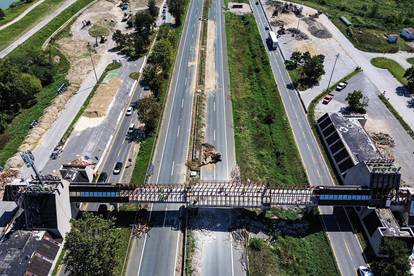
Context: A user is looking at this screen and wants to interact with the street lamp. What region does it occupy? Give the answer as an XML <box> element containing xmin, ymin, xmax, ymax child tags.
<box><xmin>326</xmin><ymin>53</ymin><xmax>340</xmax><ymax>92</ymax></box>
<box><xmin>87</xmin><ymin>43</ymin><xmax>98</xmax><ymax>82</ymax></box>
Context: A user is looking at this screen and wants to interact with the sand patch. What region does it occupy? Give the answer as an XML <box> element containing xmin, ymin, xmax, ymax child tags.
<box><xmin>205</xmin><ymin>20</ymin><xmax>216</xmax><ymax>93</ymax></box>
<box><xmin>84</xmin><ymin>76</ymin><xmax>121</xmax><ymax>118</ymax></box>
<box><xmin>74</xmin><ymin>116</ymin><xmax>105</xmax><ymax>132</ymax></box>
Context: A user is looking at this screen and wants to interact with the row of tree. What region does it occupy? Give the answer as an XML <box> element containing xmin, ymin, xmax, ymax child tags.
<box><xmin>0</xmin><ymin>50</ymin><xmax>56</xmax><ymax>132</ymax></box>
<box><xmin>404</xmin><ymin>66</ymin><xmax>414</xmax><ymax>94</ymax></box>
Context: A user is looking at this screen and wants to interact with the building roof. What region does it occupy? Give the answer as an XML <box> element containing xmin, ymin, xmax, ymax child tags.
<box><xmin>329</xmin><ymin>113</ymin><xmax>380</xmax><ymax>164</ymax></box>
<box><xmin>403</xmin><ymin>27</ymin><xmax>414</xmax><ymax>33</ymax></box>
<box><xmin>0</xmin><ymin>230</ymin><xmax>61</xmax><ymax>276</ymax></box>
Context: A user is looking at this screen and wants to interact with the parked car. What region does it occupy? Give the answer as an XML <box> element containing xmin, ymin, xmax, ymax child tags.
<box><xmin>113</xmin><ymin>162</ymin><xmax>123</xmax><ymax>175</ymax></box>
<box><xmin>322</xmin><ymin>94</ymin><xmax>333</xmax><ymax>104</ymax></box>
<box><xmin>126</xmin><ymin>106</ymin><xmax>133</xmax><ymax>116</ymax></box>
<box><xmin>336</xmin><ymin>81</ymin><xmax>348</xmax><ymax>91</ymax></box>
<box><xmin>128</xmin><ymin>123</ymin><xmax>135</xmax><ymax>134</ymax></box>
<box><xmin>357</xmin><ymin>266</ymin><xmax>373</xmax><ymax>276</ymax></box>
<box><xmin>97</xmin><ymin>172</ymin><xmax>108</xmax><ymax>183</ymax></box>
<box><xmin>265</xmin><ymin>26</ymin><xmax>269</xmax><ymax>31</ymax></box>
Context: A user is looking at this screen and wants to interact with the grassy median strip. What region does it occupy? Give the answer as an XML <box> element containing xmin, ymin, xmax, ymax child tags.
<box><xmin>408</xmin><ymin>57</ymin><xmax>414</xmax><ymax>66</ymax></box>
<box><xmin>0</xmin><ymin>0</ymin><xmax>42</xmax><ymax>27</ymax></box>
<box><xmin>0</xmin><ymin>0</ymin><xmax>93</xmax><ymax>166</ymax></box>
<box><xmin>379</xmin><ymin>94</ymin><xmax>414</xmax><ymax>139</ymax></box>
<box><xmin>225</xmin><ymin>12</ymin><xmax>306</xmax><ymax>186</ymax></box>
<box><xmin>130</xmin><ymin>2</ymin><xmax>190</xmax><ymax>184</ymax></box>
<box><xmin>371</xmin><ymin>57</ymin><xmax>407</xmax><ymax>85</ymax></box>
<box><xmin>247</xmin><ymin>208</ymin><xmax>339</xmax><ymax>276</ymax></box>
<box><xmin>114</xmin><ymin>227</ymin><xmax>132</xmax><ymax>276</ymax></box>
<box><xmin>0</xmin><ymin>0</ymin><xmax>67</xmax><ymax>51</ymax></box>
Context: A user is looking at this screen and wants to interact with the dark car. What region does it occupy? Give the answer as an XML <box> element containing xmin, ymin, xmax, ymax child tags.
<box><xmin>97</xmin><ymin>172</ymin><xmax>108</xmax><ymax>183</ymax></box>
<box><xmin>113</xmin><ymin>162</ymin><xmax>123</xmax><ymax>175</ymax></box>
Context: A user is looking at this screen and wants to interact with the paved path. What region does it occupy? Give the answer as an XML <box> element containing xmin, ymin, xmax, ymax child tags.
<box><xmin>0</xmin><ymin>0</ymin><xmax>47</xmax><ymax>31</ymax></box>
<box><xmin>252</xmin><ymin>1</ymin><xmax>367</xmax><ymax>275</ymax></box>
<box><xmin>0</xmin><ymin>0</ymin><xmax>77</xmax><ymax>58</ymax></box>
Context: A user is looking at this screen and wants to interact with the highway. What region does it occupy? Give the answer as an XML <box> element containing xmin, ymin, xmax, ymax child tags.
<box><xmin>250</xmin><ymin>1</ymin><xmax>367</xmax><ymax>275</ymax></box>
<box><xmin>0</xmin><ymin>0</ymin><xmax>78</xmax><ymax>58</ymax></box>
<box><xmin>197</xmin><ymin>0</ymin><xmax>242</xmax><ymax>274</ymax></box>
<box><xmin>125</xmin><ymin>0</ymin><xmax>204</xmax><ymax>275</ymax></box>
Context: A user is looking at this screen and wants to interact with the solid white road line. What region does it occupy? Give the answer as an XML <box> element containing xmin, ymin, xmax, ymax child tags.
<box><xmin>177</xmin><ymin>125</ymin><xmax>181</xmax><ymax>137</ymax></box>
<box><xmin>170</xmin><ymin>161</ymin><xmax>175</xmax><ymax>177</ymax></box>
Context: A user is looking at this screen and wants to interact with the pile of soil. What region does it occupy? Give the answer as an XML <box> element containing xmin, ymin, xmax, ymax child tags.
<box><xmin>302</xmin><ymin>17</ymin><xmax>332</xmax><ymax>39</ymax></box>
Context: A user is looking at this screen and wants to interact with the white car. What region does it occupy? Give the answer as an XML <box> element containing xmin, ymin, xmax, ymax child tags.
<box><xmin>126</xmin><ymin>107</ymin><xmax>133</xmax><ymax>116</ymax></box>
<box><xmin>336</xmin><ymin>81</ymin><xmax>348</xmax><ymax>91</ymax></box>
<box><xmin>128</xmin><ymin>123</ymin><xmax>135</xmax><ymax>134</ymax></box>
<box><xmin>357</xmin><ymin>266</ymin><xmax>373</xmax><ymax>276</ymax></box>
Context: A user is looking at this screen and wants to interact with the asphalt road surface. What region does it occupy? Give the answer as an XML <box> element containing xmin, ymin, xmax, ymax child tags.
<box><xmin>251</xmin><ymin>1</ymin><xmax>367</xmax><ymax>275</ymax></box>
<box><xmin>126</xmin><ymin>0</ymin><xmax>204</xmax><ymax>275</ymax></box>
<box><xmin>197</xmin><ymin>0</ymin><xmax>242</xmax><ymax>274</ymax></box>
<box><xmin>0</xmin><ymin>0</ymin><xmax>78</xmax><ymax>58</ymax></box>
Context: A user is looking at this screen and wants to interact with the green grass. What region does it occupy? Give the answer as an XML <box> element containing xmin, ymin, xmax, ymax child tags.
<box><xmin>408</xmin><ymin>57</ymin><xmax>414</xmax><ymax>66</ymax></box>
<box><xmin>129</xmin><ymin>71</ymin><xmax>140</xmax><ymax>80</ymax></box>
<box><xmin>113</xmin><ymin>227</ymin><xmax>131</xmax><ymax>276</ymax></box>
<box><xmin>0</xmin><ymin>0</ymin><xmax>94</xmax><ymax>167</ymax></box>
<box><xmin>0</xmin><ymin>0</ymin><xmax>67</xmax><ymax>51</ymax></box>
<box><xmin>225</xmin><ymin>12</ymin><xmax>306</xmax><ymax>186</ymax></box>
<box><xmin>185</xmin><ymin>230</ymin><xmax>196</xmax><ymax>276</ymax></box>
<box><xmin>371</xmin><ymin>57</ymin><xmax>407</xmax><ymax>85</ymax></box>
<box><xmin>289</xmin><ymin>0</ymin><xmax>414</xmax><ymax>53</ymax></box>
<box><xmin>248</xmin><ymin>209</ymin><xmax>339</xmax><ymax>276</ymax></box>
<box><xmin>0</xmin><ymin>0</ymin><xmax>42</xmax><ymax>27</ymax></box>
<box><xmin>51</xmin><ymin>248</ymin><xmax>66</xmax><ymax>276</ymax></box>
<box><xmin>130</xmin><ymin>1</ymin><xmax>190</xmax><ymax>185</ymax></box>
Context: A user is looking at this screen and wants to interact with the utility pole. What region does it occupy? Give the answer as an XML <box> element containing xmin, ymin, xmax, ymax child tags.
<box><xmin>326</xmin><ymin>53</ymin><xmax>340</xmax><ymax>92</ymax></box>
<box><xmin>20</xmin><ymin>151</ymin><xmax>42</xmax><ymax>185</ymax></box>
<box><xmin>87</xmin><ymin>43</ymin><xmax>98</xmax><ymax>82</ymax></box>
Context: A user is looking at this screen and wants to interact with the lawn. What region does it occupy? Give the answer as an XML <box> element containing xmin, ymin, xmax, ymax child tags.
<box><xmin>289</xmin><ymin>0</ymin><xmax>414</xmax><ymax>53</ymax></box>
<box><xmin>407</xmin><ymin>57</ymin><xmax>414</xmax><ymax>66</ymax></box>
<box><xmin>113</xmin><ymin>227</ymin><xmax>132</xmax><ymax>276</ymax></box>
<box><xmin>0</xmin><ymin>0</ymin><xmax>94</xmax><ymax>167</ymax></box>
<box><xmin>371</xmin><ymin>57</ymin><xmax>407</xmax><ymax>85</ymax></box>
<box><xmin>0</xmin><ymin>0</ymin><xmax>67</xmax><ymax>51</ymax></box>
<box><xmin>225</xmin><ymin>12</ymin><xmax>306</xmax><ymax>186</ymax></box>
<box><xmin>0</xmin><ymin>0</ymin><xmax>42</xmax><ymax>27</ymax></box>
<box><xmin>248</xmin><ymin>208</ymin><xmax>339</xmax><ymax>276</ymax></box>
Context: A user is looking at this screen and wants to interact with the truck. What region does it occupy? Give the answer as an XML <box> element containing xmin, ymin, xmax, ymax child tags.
<box><xmin>267</xmin><ymin>31</ymin><xmax>278</xmax><ymax>50</ymax></box>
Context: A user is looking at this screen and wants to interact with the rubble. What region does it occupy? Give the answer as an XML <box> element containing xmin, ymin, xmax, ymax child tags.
<box><xmin>132</xmin><ymin>222</ymin><xmax>149</xmax><ymax>238</ymax></box>
<box><xmin>302</xmin><ymin>17</ymin><xmax>331</xmax><ymax>39</ymax></box>
<box><xmin>371</xmin><ymin>132</ymin><xmax>395</xmax><ymax>147</ymax></box>
<box><xmin>201</xmin><ymin>143</ymin><xmax>221</xmax><ymax>165</ymax></box>
<box><xmin>286</xmin><ymin>27</ymin><xmax>309</xmax><ymax>40</ymax></box>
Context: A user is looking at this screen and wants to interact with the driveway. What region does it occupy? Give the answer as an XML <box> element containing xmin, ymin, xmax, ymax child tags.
<box><xmin>316</xmin><ymin>72</ymin><xmax>414</xmax><ymax>186</ymax></box>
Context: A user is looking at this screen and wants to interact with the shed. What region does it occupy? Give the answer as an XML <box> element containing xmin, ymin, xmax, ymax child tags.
<box><xmin>339</xmin><ymin>16</ymin><xmax>352</xmax><ymax>27</ymax></box>
<box><xmin>401</xmin><ymin>27</ymin><xmax>414</xmax><ymax>41</ymax></box>
<box><xmin>387</xmin><ymin>34</ymin><xmax>398</xmax><ymax>44</ymax></box>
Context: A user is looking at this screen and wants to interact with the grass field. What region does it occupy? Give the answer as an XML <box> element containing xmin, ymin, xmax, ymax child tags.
<box><xmin>290</xmin><ymin>0</ymin><xmax>414</xmax><ymax>53</ymax></box>
<box><xmin>225</xmin><ymin>12</ymin><xmax>306</xmax><ymax>186</ymax></box>
<box><xmin>0</xmin><ymin>0</ymin><xmax>94</xmax><ymax>167</ymax></box>
<box><xmin>408</xmin><ymin>57</ymin><xmax>414</xmax><ymax>66</ymax></box>
<box><xmin>0</xmin><ymin>0</ymin><xmax>66</xmax><ymax>51</ymax></box>
<box><xmin>113</xmin><ymin>227</ymin><xmax>131</xmax><ymax>276</ymax></box>
<box><xmin>0</xmin><ymin>0</ymin><xmax>42</xmax><ymax>27</ymax></box>
<box><xmin>371</xmin><ymin>57</ymin><xmax>407</xmax><ymax>85</ymax></box>
<box><xmin>248</xmin><ymin>208</ymin><xmax>339</xmax><ymax>276</ymax></box>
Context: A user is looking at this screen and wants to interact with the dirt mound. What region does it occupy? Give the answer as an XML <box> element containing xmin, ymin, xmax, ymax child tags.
<box><xmin>302</xmin><ymin>17</ymin><xmax>331</xmax><ymax>39</ymax></box>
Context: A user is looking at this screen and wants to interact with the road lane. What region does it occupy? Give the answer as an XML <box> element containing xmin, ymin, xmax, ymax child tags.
<box><xmin>250</xmin><ymin>1</ymin><xmax>367</xmax><ymax>275</ymax></box>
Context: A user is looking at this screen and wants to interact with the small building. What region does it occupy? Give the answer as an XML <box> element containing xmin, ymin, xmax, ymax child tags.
<box><xmin>339</xmin><ymin>16</ymin><xmax>352</xmax><ymax>27</ymax></box>
<box><xmin>401</xmin><ymin>27</ymin><xmax>414</xmax><ymax>41</ymax></box>
<box><xmin>387</xmin><ymin>34</ymin><xmax>398</xmax><ymax>44</ymax></box>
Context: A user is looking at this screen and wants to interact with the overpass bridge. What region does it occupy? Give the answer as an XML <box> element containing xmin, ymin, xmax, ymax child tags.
<box><xmin>7</xmin><ymin>176</ymin><xmax>408</xmax><ymax>209</ymax></box>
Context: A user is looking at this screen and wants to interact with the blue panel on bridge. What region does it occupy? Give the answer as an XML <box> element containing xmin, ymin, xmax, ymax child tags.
<box><xmin>320</xmin><ymin>194</ymin><xmax>370</xmax><ymax>201</ymax></box>
<box><xmin>80</xmin><ymin>192</ymin><xmax>119</xmax><ymax>197</ymax></box>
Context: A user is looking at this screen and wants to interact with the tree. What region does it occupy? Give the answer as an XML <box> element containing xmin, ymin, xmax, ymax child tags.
<box><xmin>0</xmin><ymin>8</ymin><xmax>5</xmax><ymax>20</ymax></box>
<box><xmin>134</xmin><ymin>10</ymin><xmax>155</xmax><ymax>42</ymax></box>
<box><xmin>147</xmin><ymin>0</ymin><xmax>159</xmax><ymax>18</ymax></box>
<box><xmin>372</xmin><ymin>239</ymin><xmax>410</xmax><ymax>276</ymax></box>
<box><xmin>302</xmin><ymin>54</ymin><xmax>325</xmax><ymax>85</ymax></box>
<box><xmin>142</xmin><ymin>64</ymin><xmax>161</xmax><ymax>97</ymax></box>
<box><xmin>404</xmin><ymin>66</ymin><xmax>414</xmax><ymax>94</ymax></box>
<box><xmin>345</xmin><ymin>90</ymin><xmax>369</xmax><ymax>113</ymax></box>
<box><xmin>290</xmin><ymin>51</ymin><xmax>302</xmax><ymax>64</ymax></box>
<box><xmin>63</xmin><ymin>213</ymin><xmax>120</xmax><ymax>275</ymax></box>
<box><xmin>168</xmin><ymin>0</ymin><xmax>184</xmax><ymax>25</ymax></box>
<box><xmin>112</xmin><ymin>30</ymin><xmax>127</xmax><ymax>47</ymax></box>
<box><xmin>148</xmin><ymin>39</ymin><xmax>172</xmax><ymax>75</ymax></box>
<box><xmin>137</xmin><ymin>94</ymin><xmax>161</xmax><ymax>133</ymax></box>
